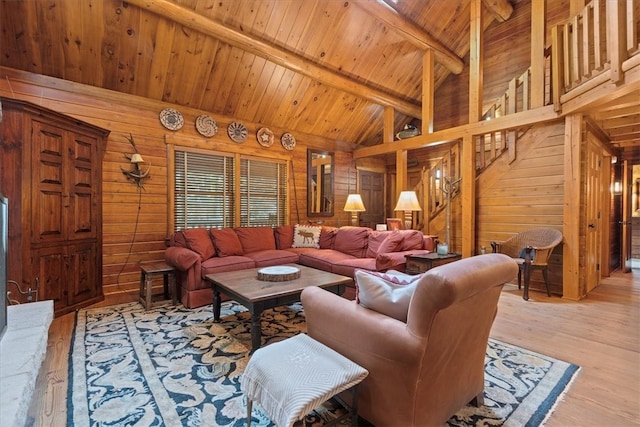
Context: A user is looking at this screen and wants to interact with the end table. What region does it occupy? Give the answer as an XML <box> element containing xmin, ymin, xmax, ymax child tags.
<box><xmin>404</xmin><ymin>252</ymin><xmax>462</xmax><ymax>275</ymax></box>
<box><xmin>139</xmin><ymin>261</ymin><xmax>178</xmax><ymax>310</ymax></box>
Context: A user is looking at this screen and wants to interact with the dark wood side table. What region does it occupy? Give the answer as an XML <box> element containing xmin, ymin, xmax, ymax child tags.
<box><xmin>139</xmin><ymin>261</ymin><xmax>178</xmax><ymax>310</ymax></box>
<box><xmin>404</xmin><ymin>253</ymin><xmax>462</xmax><ymax>275</ymax></box>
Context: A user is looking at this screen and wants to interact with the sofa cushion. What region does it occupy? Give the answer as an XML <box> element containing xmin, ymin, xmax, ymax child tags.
<box><xmin>292</xmin><ymin>224</ymin><xmax>321</xmax><ymax>248</ymax></box>
<box><xmin>201</xmin><ymin>255</ymin><xmax>255</xmax><ymax>274</ymax></box>
<box><xmin>274</xmin><ymin>225</ymin><xmax>295</xmax><ymax>249</ymax></box>
<box><xmin>319</xmin><ymin>226</ymin><xmax>338</xmax><ymax>249</ymax></box>
<box><xmin>332</xmin><ymin>257</ymin><xmax>377</xmax><ymax>278</ymax></box>
<box><xmin>245</xmin><ymin>249</ymin><xmax>299</xmax><ymax>267</ymax></box>
<box><xmin>333</xmin><ymin>227</ymin><xmax>370</xmax><ymax>258</ymax></box>
<box><xmin>182</xmin><ymin>228</ymin><xmax>216</xmax><ymax>260</ymax></box>
<box><xmin>399</xmin><ymin>230</ymin><xmax>424</xmax><ymax>251</ymax></box>
<box><xmin>367</xmin><ymin>230</ymin><xmax>404</xmax><ymax>257</ymax></box>
<box><xmin>298</xmin><ymin>249</ymin><xmax>355</xmax><ymax>272</ymax></box>
<box><xmin>355</xmin><ymin>269</ymin><xmax>422</xmax><ymax>322</ymax></box>
<box><xmin>235</xmin><ymin>227</ymin><xmax>277</xmax><ymax>253</ymax></box>
<box><xmin>210</xmin><ymin>228</ymin><xmax>244</xmax><ymax>257</ymax></box>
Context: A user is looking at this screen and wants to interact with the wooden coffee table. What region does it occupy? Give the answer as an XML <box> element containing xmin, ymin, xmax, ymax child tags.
<box><xmin>205</xmin><ymin>264</ymin><xmax>352</xmax><ymax>352</ymax></box>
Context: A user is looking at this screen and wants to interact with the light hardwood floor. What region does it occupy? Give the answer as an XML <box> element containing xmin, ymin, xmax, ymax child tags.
<box><xmin>27</xmin><ymin>269</ymin><xmax>639</xmax><ymax>426</ymax></box>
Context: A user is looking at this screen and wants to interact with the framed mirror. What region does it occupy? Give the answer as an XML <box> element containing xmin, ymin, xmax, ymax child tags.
<box><xmin>307</xmin><ymin>149</ymin><xmax>334</xmax><ymax>217</ymax></box>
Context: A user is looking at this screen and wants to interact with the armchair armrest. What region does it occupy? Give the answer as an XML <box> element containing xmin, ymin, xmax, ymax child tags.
<box><xmin>301</xmin><ymin>286</ymin><xmax>423</xmax><ymax>365</ymax></box>
<box><xmin>165</xmin><ymin>246</ymin><xmax>201</xmax><ymax>271</ymax></box>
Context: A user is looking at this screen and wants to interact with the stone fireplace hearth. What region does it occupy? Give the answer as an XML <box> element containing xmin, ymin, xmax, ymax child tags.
<box><xmin>0</xmin><ymin>300</ymin><xmax>53</xmax><ymax>427</ymax></box>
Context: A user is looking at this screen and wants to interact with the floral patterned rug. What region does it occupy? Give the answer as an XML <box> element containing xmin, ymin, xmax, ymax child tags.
<box><xmin>68</xmin><ymin>301</ymin><xmax>579</xmax><ymax>426</ymax></box>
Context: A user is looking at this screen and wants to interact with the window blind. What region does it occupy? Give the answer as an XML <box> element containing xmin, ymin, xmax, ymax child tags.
<box><xmin>174</xmin><ymin>151</ymin><xmax>235</xmax><ymax>230</ymax></box>
<box><xmin>174</xmin><ymin>150</ymin><xmax>287</xmax><ymax>231</ymax></box>
<box><xmin>240</xmin><ymin>158</ymin><xmax>287</xmax><ymax>227</ymax></box>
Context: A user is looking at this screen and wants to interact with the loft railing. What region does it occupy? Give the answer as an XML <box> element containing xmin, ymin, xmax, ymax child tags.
<box><xmin>475</xmin><ymin>0</ymin><xmax>639</xmax><ymax>171</ymax></box>
<box><xmin>475</xmin><ymin>65</ymin><xmax>542</xmax><ymax>171</ymax></box>
<box><xmin>552</xmin><ymin>0</ymin><xmax>640</xmax><ymax>109</ymax></box>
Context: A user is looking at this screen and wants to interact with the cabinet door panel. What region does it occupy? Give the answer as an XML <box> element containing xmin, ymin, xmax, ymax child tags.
<box><xmin>69</xmin><ymin>135</ymin><xmax>99</xmax><ymax>240</ymax></box>
<box><xmin>67</xmin><ymin>243</ymin><xmax>98</xmax><ymax>305</ymax></box>
<box><xmin>31</xmin><ymin>121</ymin><xmax>66</xmax><ymax>243</ymax></box>
<box><xmin>32</xmin><ymin>246</ymin><xmax>67</xmax><ymax>311</ymax></box>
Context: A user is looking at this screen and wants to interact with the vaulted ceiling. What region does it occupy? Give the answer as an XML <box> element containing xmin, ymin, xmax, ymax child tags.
<box><xmin>0</xmin><ymin>0</ymin><xmax>510</xmax><ymax>148</ymax></box>
<box><xmin>0</xmin><ymin>0</ymin><xmax>638</xmax><ymax>160</ymax></box>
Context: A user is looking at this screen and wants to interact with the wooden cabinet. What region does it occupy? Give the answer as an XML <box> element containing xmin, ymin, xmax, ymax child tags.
<box><xmin>0</xmin><ymin>98</ymin><xmax>109</xmax><ymax>316</ymax></box>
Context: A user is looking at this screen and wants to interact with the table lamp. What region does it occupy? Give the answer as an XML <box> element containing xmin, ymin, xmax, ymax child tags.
<box><xmin>394</xmin><ymin>191</ymin><xmax>421</xmax><ymax>230</ymax></box>
<box><xmin>343</xmin><ymin>194</ymin><xmax>366</xmax><ymax>226</ymax></box>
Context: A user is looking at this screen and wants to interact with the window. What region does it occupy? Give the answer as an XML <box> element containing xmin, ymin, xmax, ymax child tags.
<box><xmin>174</xmin><ymin>150</ymin><xmax>287</xmax><ymax>231</ymax></box>
<box><xmin>240</xmin><ymin>158</ymin><xmax>288</xmax><ymax>226</ymax></box>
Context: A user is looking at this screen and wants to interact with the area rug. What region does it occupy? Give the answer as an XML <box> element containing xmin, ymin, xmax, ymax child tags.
<box><xmin>68</xmin><ymin>302</ymin><xmax>579</xmax><ymax>426</ymax></box>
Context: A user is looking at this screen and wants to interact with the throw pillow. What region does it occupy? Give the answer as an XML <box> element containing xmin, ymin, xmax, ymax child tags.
<box><xmin>182</xmin><ymin>228</ymin><xmax>216</xmax><ymax>260</ymax></box>
<box><xmin>234</xmin><ymin>227</ymin><xmax>276</xmax><ymax>253</ymax></box>
<box><xmin>355</xmin><ymin>269</ymin><xmax>423</xmax><ymax>322</ymax></box>
<box><xmin>377</xmin><ymin>232</ymin><xmax>405</xmax><ymax>254</ymax></box>
<box><xmin>399</xmin><ymin>230</ymin><xmax>424</xmax><ymax>251</ymax></box>
<box><xmin>292</xmin><ymin>224</ymin><xmax>321</xmax><ymax>248</ymax></box>
<box><xmin>210</xmin><ymin>228</ymin><xmax>244</xmax><ymax>257</ymax></box>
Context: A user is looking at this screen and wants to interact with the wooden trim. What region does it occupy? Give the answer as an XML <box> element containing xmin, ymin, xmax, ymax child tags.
<box><xmin>530</xmin><ymin>0</ymin><xmax>546</xmax><ymax>108</ymax></box>
<box><xmin>469</xmin><ymin>0</ymin><xmax>484</xmax><ymax>123</ymax></box>
<box><xmin>383</xmin><ymin>106</ymin><xmax>395</xmax><ymax>144</ymax></box>
<box><xmin>353</xmin><ymin>105</ymin><xmax>560</xmax><ymax>158</ymax></box>
<box><xmin>607</xmin><ymin>0</ymin><xmax>625</xmax><ymax>83</ymax></box>
<box><xmin>563</xmin><ymin>114</ymin><xmax>582</xmax><ymax>300</ymax></box>
<box><xmin>461</xmin><ymin>134</ymin><xmax>476</xmax><ymax>257</ymax></box>
<box><xmin>422</xmin><ymin>49</ymin><xmax>435</xmax><ymax>134</ymax></box>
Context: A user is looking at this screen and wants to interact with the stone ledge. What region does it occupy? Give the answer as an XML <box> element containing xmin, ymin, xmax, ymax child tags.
<box><xmin>0</xmin><ymin>301</ymin><xmax>53</xmax><ymax>427</ymax></box>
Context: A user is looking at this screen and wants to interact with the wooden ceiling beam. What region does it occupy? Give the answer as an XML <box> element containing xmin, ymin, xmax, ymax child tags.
<box><xmin>482</xmin><ymin>0</ymin><xmax>514</xmax><ymax>22</ymax></box>
<box><xmin>353</xmin><ymin>0</ymin><xmax>464</xmax><ymax>75</ymax></box>
<box><xmin>126</xmin><ymin>0</ymin><xmax>421</xmax><ymax>118</ymax></box>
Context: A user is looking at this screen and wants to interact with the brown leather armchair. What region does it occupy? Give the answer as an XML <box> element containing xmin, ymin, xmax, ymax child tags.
<box><xmin>491</xmin><ymin>228</ymin><xmax>563</xmax><ymax>300</ymax></box>
<box><xmin>301</xmin><ymin>253</ymin><xmax>518</xmax><ymax>427</ymax></box>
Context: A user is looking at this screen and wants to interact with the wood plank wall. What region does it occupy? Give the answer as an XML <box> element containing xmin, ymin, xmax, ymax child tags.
<box><xmin>0</xmin><ymin>67</ymin><xmax>356</xmax><ymax>305</ymax></box>
<box><xmin>434</xmin><ymin>0</ymin><xmax>571</xmax><ymax>130</ymax></box>
<box><xmin>475</xmin><ymin>121</ymin><xmax>566</xmax><ymax>294</ymax></box>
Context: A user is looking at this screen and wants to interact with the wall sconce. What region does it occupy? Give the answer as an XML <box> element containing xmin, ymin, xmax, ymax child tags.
<box><xmin>121</xmin><ymin>133</ymin><xmax>150</xmax><ymax>188</ymax></box>
<box><xmin>612</xmin><ymin>181</ymin><xmax>622</xmax><ymax>195</ymax></box>
<box><xmin>344</xmin><ymin>194</ymin><xmax>366</xmax><ymax>226</ymax></box>
<box><xmin>394</xmin><ymin>191</ymin><xmax>421</xmax><ymax>230</ymax></box>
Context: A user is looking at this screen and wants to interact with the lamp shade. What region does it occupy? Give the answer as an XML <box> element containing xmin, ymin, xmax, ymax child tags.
<box><xmin>394</xmin><ymin>191</ymin><xmax>421</xmax><ymax>211</ymax></box>
<box><xmin>130</xmin><ymin>153</ymin><xmax>144</xmax><ymax>164</ymax></box>
<box><xmin>343</xmin><ymin>194</ymin><xmax>366</xmax><ymax>212</ymax></box>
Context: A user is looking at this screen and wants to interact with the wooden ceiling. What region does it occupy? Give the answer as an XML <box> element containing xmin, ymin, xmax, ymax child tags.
<box><xmin>0</xmin><ymin>0</ymin><xmax>637</xmax><ymax>159</ymax></box>
<box><xmin>0</xmin><ymin>0</ymin><xmax>509</xmax><ymax>148</ymax></box>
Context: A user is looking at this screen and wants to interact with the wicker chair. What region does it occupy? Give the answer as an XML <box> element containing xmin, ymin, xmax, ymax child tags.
<box><xmin>491</xmin><ymin>228</ymin><xmax>563</xmax><ymax>300</ymax></box>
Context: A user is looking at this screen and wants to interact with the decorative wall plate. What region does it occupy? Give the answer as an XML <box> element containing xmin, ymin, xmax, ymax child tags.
<box><xmin>159</xmin><ymin>108</ymin><xmax>184</xmax><ymax>131</ymax></box>
<box><xmin>281</xmin><ymin>132</ymin><xmax>296</xmax><ymax>150</ymax></box>
<box><xmin>195</xmin><ymin>115</ymin><xmax>218</xmax><ymax>137</ymax></box>
<box><xmin>256</xmin><ymin>127</ymin><xmax>274</xmax><ymax>147</ymax></box>
<box><xmin>227</xmin><ymin>121</ymin><xmax>248</xmax><ymax>143</ymax></box>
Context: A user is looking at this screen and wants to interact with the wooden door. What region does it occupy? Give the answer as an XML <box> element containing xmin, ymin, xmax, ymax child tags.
<box><xmin>359</xmin><ymin>170</ymin><xmax>384</xmax><ymax>229</ymax></box>
<box><xmin>585</xmin><ymin>137</ymin><xmax>603</xmax><ymax>292</ymax></box>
